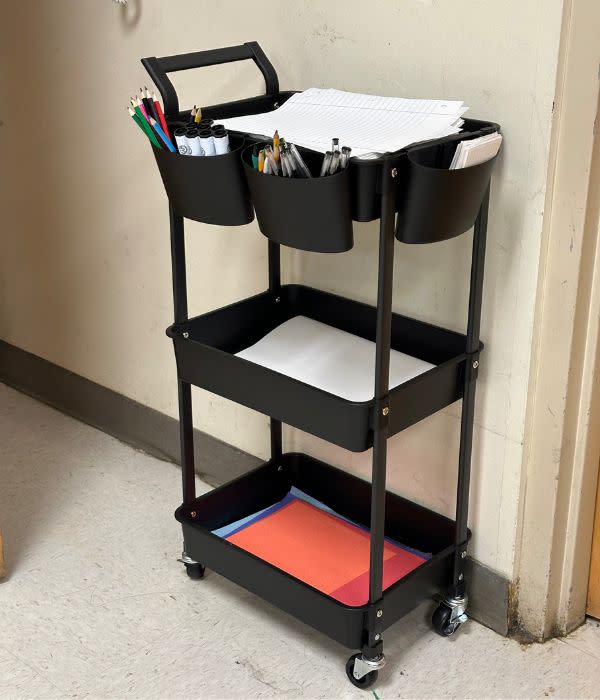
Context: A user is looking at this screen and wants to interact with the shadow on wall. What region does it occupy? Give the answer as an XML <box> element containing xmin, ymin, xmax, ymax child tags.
<box><xmin>118</xmin><ymin>0</ymin><xmax>142</xmax><ymax>32</ymax></box>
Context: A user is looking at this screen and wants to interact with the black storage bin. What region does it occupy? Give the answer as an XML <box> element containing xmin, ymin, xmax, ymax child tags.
<box><xmin>167</xmin><ymin>284</ymin><xmax>474</xmax><ymax>452</ymax></box>
<box><xmin>242</xmin><ymin>145</ymin><xmax>353</xmax><ymax>253</ymax></box>
<box><xmin>152</xmin><ymin>134</ymin><xmax>254</xmax><ymax>226</ymax></box>
<box><xmin>396</xmin><ymin>138</ymin><xmax>498</xmax><ymax>244</ymax></box>
<box><xmin>176</xmin><ymin>452</ymin><xmax>461</xmax><ymax>649</ymax></box>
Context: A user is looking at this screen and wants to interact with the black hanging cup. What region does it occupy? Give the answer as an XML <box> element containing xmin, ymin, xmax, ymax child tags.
<box><xmin>242</xmin><ymin>144</ymin><xmax>353</xmax><ymax>253</ymax></box>
<box><xmin>396</xmin><ymin>139</ymin><xmax>499</xmax><ymax>244</ymax></box>
<box><xmin>152</xmin><ymin>134</ymin><xmax>254</xmax><ymax>226</ymax></box>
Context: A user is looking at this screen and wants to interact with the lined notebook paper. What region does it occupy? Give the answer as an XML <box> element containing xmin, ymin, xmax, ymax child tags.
<box><xmin>220</xmin><ymin>88</ymin><xmax>468</xmax><ymax>157</ymax></box>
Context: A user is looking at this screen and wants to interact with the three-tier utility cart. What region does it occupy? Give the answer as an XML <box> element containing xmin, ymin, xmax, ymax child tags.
<box><xmin>142</xmin><ymin>42</ymin><xmax>499</xmax><ymax>690</ymax></box>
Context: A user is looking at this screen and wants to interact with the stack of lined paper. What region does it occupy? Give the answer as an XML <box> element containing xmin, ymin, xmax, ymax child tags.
<box><xmin>220</xmin><ymin>88</ymin><xmax>469</xmax><ymax>158</ymax></box>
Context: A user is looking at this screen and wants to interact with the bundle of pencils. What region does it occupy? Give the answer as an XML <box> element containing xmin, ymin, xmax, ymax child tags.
<box><xmin>127</xmin><ymin>87</ymin><xmax>176</xmax><ymax>152</ymax></box>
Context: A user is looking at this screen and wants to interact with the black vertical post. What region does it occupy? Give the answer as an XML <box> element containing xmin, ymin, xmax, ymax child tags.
<box><xmin>268</xmin><ymin>239</ymin><xmax>283</xmax><ymax>462</ymax></box>
<box><xmin>451</xmin><ymin>185</ymin><xmax>490</xmax><ymax>596</ymax></box>
<box><xmin>364</xmin><ymin>164</ymin><xmax>397</xmax><ymax>658</ymax></box>
<box><xmin>169</xmin><ymin>206</ymin><xmax>196</xmax><ymax>505</ymax></box>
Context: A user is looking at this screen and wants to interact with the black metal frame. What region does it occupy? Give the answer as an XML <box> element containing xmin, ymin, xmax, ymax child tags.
<box><xmin>146</xmin><ymin>42</ymin><xmax>490</xmax><ymax>667</ymax></box>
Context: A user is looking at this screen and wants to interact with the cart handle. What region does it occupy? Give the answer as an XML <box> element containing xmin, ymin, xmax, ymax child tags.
<box><xmin>141</xmin><ymin>42</ymin><xmax>279</xmax><ymax>117</ymax></box>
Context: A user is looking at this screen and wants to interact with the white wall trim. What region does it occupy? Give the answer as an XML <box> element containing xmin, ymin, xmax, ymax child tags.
<box><xmin>514</xmin><ymin>0</ymin><xmax>600</xmax><ymax>640</ymax></box>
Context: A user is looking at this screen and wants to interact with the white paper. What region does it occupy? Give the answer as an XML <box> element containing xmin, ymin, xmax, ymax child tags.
<box><xmin>450</xmin><ymin>133</ymin><xmax>502</xmax><ymax>169</ymax></box>
<box><xmin>236</xmin><ymin>316</ymin><xmax>435</xmax><ymax>402</ymax></box>
<box><xmin>220</xmin><ymin>87</ymin><xmax>469</xmax><ymax>157</ymax></box>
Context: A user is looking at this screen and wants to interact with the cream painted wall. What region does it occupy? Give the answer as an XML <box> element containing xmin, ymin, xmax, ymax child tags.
<box><xmin>0</xmin><ymin>1</ymin><xmax>564</xmax><ymax>578</ymax></box>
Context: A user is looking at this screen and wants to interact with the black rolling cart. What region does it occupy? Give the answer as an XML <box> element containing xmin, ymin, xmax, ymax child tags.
<box><xmin>142</xmin><ymin>42</ymin><xmax>499</xmax><ymax>690</ymax></box>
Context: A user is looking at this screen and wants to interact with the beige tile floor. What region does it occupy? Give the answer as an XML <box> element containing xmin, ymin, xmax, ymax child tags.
<box><xmin>1</xmin><ymin>381</ymin><xmax>600</xmax><ymax>699</ymax></box>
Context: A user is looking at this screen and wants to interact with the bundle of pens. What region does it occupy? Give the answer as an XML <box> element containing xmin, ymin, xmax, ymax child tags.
<box><xmin>127</xmin><ymin>91</ymin><xmax>231</xmax><ymax>157</ymax></box>
<box><xmin>251</xmin><ymin>131</ymin><xmax>311</xmax><ymax>178</ymax></box>
<box><xmin>320</xmin><ymin>138</ymin><xmax>352</xmax><ymax>177</ymax></box>
<box><xmin>251</xmin><ymin>133</ymin><xmax>351</xmax><ymax>178</ymax></box>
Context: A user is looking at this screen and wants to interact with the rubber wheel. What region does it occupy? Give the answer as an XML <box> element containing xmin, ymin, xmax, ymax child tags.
<box><xmin>184</xmin><ymin>562</ymin><xmax>205</xmax><ymax>580</ymax></box>
<box><xmin>432</xmin><ymin>604</ymin><xmax>458</xmax><ymax>637</ymax></box>
<box><xmin>345</xmin><ymin>654</ymin><xmax>378</xmax><ymax>690</ymax></box>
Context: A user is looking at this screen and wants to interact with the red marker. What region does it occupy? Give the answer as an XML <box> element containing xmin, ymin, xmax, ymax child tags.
<box><xmin>153</xmin><ymin>90</ymin><xmax>171</xmax><ymax>141</ymax></box>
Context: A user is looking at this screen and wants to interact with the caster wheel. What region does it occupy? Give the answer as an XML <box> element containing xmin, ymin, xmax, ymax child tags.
<box><xmin>184</xmin><ymin>562</ymin><xmax>205</xmax><ymax>580</ymax></box>
<box><xmin>345</xmin><ymin>654</ymin><xmax>378</xmax><ymax>690</ymax></box>
<box><xmin>432</xmin><ymin>603</ymin><xmax>459</xmax><ymax>637</ymax></box>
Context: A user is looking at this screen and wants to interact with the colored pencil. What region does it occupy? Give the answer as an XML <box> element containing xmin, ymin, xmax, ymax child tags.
<box><xmin>150</xmin><ymin>117</ymin><xmax>176</xmax><ymax>152</ymax></box>
<box><xmin>141</xmin><ymin>87</ymin><xmax>158</xmax><ymax>124</ymax></box>
<box><xmin>152</xmin><ymin>90</ymin><xmax>171</xmax><ymax>141</ymax></box>
<box><xmin>144</xmin><ymin>86</ymin><xmax>160</xmax><ymax>122</ymax></box>
<box><xmin>128</xmin><ymin>107</ymin><xmax>162</xmax><ymax>148</ymax></box>
<box><xmin>134</xmin><ymin>96</ymin><xmax>149</xmax><ymax>121</ymax></box>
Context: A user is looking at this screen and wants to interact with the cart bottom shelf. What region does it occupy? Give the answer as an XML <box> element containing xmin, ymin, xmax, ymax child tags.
<box><xmin>212</xmin><ymin>485</ymin><xmax>430</xmax><ymax>606</ymax></box>
<box><xmin>176</xmin><ymin>452</ymin><xmax>461</xmax><ymax>649</ymax></box>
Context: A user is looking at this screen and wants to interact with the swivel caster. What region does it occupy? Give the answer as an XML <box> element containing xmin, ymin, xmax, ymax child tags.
<box><xmin>184</xmin><ymin>562</ymin><xmax>205</xmax><ymax>580</ymax></box>
<box><xmin>432</xmin><ymin>595</ymin><xmax>468</xmax><ymax>637</ymax></box>
<box><xmin>178</xmin><ymin>552</ymin><xmax>205</xmax><ymax>580</ymax></box>
<box><xmin>345</xmin><ymin>653</ymin><xmax>385</xmax><ymax>690</ymax></box>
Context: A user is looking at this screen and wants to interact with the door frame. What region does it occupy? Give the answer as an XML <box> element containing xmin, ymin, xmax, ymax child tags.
<box><xmin>513</xmin><ymin>0</ymin><xmax>600</xmax><ymax>640</ymax></box>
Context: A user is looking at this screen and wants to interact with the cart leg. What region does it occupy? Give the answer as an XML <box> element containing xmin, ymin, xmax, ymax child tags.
<box><xmin>346</xmin><ymin>164</ymin><xmax>397</xmax><ymax>689</ymax></box>
<box><xmin>434</xmin><ymin>187</ymin><xmax>490</xmax><ymax>635</ymax></box>
<box><xmin>168</xmin><ymin>207</ymin><xmax>203</xmax><ymax>577</ymax></box>
<box><xmin>176</xmin><ymin>379</ymin><xmax>204</xmax><ymax>578</ymax></box>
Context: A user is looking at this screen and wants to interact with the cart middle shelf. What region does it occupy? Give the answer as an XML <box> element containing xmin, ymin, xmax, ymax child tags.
<box><xmin>167</xmin><ymin>284</ymin><xmax>476</xmax><ymax>452</ymax></box>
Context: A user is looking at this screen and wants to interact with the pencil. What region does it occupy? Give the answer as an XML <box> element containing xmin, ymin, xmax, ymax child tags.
<box><xmin>149</xmin><ymin>117</ymin><xmax>176</xmax><ymax>152</ymax></box>
<box><xmin>128</xmin><ymin>106</ymin><xmax>162</xmax><ymax>148</ymax></box>
<box><xmin>144</xmin><ymin>86</ymin><xmax>160</xmax><ymax>123</ymax></box>
<box><xmin>258</xmin><ymin>149</ymin><xmax>265</xmax><ymax>173</ymax></box>
<box><xmin>152</xmin><ymin>90</ymin><xmax>171</xmax><ymax>141</ymax></box>
<box><xmin>273</xmin><ymin>130</ymin><xmax>280</xmax><ymax>162</ymax></box>
<box><xmin>135</xmin><ymin>96</ymin><xmax>150</xmax><ymax>121</ymax></box>
<box><xmin>194</xmin><ymin>106</ymin><xmax>202</xmax><ymax>124</ymax></box>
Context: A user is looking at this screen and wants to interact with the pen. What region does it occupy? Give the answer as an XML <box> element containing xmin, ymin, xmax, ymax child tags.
<box><xmin>289</xmin><ymin>143</ymin><xmax>312</xmax><ymax>178</ymax></box>
<box><xmin>264</xmin><ymin>145</ymin><xmax>280</xmax><ymax>175</ymax></box>
<box><xmin>280</xmin><ymin>148</ymin><xmax>291</xmax><ymax>177</ymax></box>
<box><xmin>320</xmin><ymin>151</ymin><xmax>333</xmax><ymax>177</ymax></box>
<box><xmin>340</xmin><ymin>146</ymin><xmax>352</xmax><ymax>169</ymax></box>
<box><xmin>329</xmin><ymin>150</ymin><xmax>341</xmax><ymax>175</ymax></box>
<box><xmin>252</xmin><ymin>145</ymin><xmax>260</xmax><ymax>170</ymax></box>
